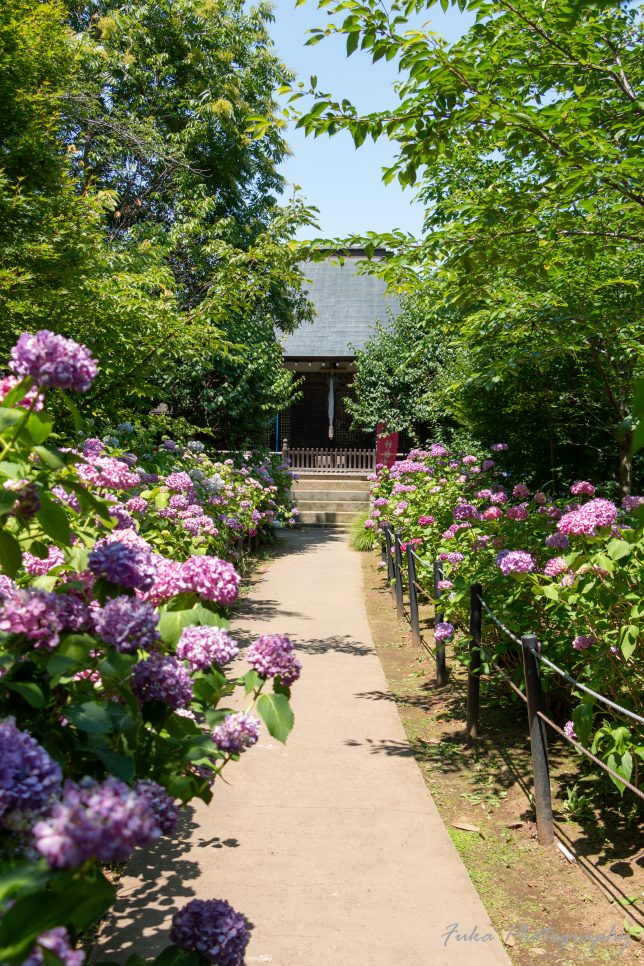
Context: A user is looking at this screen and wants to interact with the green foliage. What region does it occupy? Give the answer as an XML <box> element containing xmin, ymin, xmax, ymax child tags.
<box><xmin>369</xmin><ymin>447</ymin><xmax>643</xmax><ymax>795</ymax></box>
<box><xmin>346</xmin><ymin>306</ymin><xmax>440</xmax><ymax>441</ymax></box>
<box><xmin>0</xmin><ymin>0</ymin><xmax>315</xmax><ymax>431</ymax></box>
<box><xmin>348</xmin><ymin>512</ymin><xmax>378</xmax><ymax>551</ymax></box>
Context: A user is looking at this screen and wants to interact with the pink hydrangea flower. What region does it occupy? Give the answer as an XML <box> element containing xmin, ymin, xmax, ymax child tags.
<box><xmin>544</xmin><ymin>557</ymin><xmax>569</xmax><ymax>578</ymax></box>
<box><xmin>512</xmin><ymin>484</ymin><xmax>530</xmax><ymax>499</ymax></box>
<box><xmin>496</xmin><ymin>550</ymin><xmax>535</xmax><ymax>575</ymax></box>
<box><xmin>491</xmin><ymin>443</ymin><xmax>508</xmax><ymax>452</ymax></box>
<box><xmin>570</xmin><ymin>480</ymin><xmax>595</xmax><ymax>496</ymax></box>
<box><xmin>482</xmin><ymin>506</ymin><xmax>503</xmax><ymax>521</ymax></box>
<box><xmin>572</xmin><ymin>635</ymin><xmax>595</xmax><ymax>651</ymax></box>
<box><xmin>506</xmin><ymin>503</ymin><xmax>529</xmax><ymax>522</ymax></box>
<box><xmin>418</xmin><ymin>515</ymin><xmax>435</xmax><ymax>526</ymax></box>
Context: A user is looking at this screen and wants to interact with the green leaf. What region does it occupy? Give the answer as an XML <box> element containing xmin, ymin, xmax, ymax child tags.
<box><xmin>606</xmin><ymin>539</ymin><xmax>631</xmax><ymax>562</ymax></box>
<box><xmin>58</xmin><ymin>390</ymin><xmax>83</xmax><ymax>431</ymax></box>
<box><xmin>257</xmin><ymin>693</ymin><xmax>294</xmax><ymax>743</ymax></box>
<box><xmin>0</xmin><ymin>530</ymin><xmax>22</xmax><ymax>577</ymax></box>
<box><xmin>3</xmin><ymin>681</ymin><xmax>46</xmax><ymax>708</ymax></box>
<box><xmin>152</xmin><ymin>946</ymin><xmax>200</xmax><ymax>966</ymax></box>
<box><xmin>33</xmin><ymin>446</ymin><xmax>64</xmax><ymax>469</ymax></box>
<box><xmin>0</xmin><ymin>491</ymin><xmax>17</xmax><ymax>517</ymax></box>
<box><xmin>243</xmin><ymin>669</ymin><xmax>262</xmax><ymax>695</ymax></box>
<box><xmin>0</xmin><ymin>410</ymin><xmax>23</xmax><ymax>433</ymax></box>
<box><xmin>25</xmin><ymin>412</ymin><xmax>53</xmax><ymax>445</ymax></box>
<box><xmin>618</xmin><ymin>624</ymin><xmax>639</xmax><ymax>661</ymax></box>
<box><xmin>607</xmin><ymin>750</ymin><xmax>633</xmax><ymax>794</ymax></box>
<box><xmin>36</xmin><ymin>494</ymin><xmax>70</xmax><ymax>544</ymax></box>
<box><xmin>67</xmin><ymin>701</ymin><xmax>113</xmax><ymax>735</ymax></box>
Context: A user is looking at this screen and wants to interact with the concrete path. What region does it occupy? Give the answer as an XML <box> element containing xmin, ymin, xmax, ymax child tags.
<box><xmin>98</xmin><ymin>530</ymin><xmax>510</xmax><ymax>965</ymax></box>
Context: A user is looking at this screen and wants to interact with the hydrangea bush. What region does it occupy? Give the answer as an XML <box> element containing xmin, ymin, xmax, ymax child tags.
<box><xmin>0</xmin><ymin>332</ymin><xmax>302</xmax><ymax>965</ymax></box>
<box><xmin>368</xmin><ymin>446</ymin><xmax>643</xmax><ymax>795</ymax></box>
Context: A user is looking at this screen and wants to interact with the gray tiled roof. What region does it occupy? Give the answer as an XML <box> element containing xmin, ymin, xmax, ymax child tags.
<box><xmin>281</xmin><ymin>255</ymin><xmax>399</xmax><ymax>358</ymax></box>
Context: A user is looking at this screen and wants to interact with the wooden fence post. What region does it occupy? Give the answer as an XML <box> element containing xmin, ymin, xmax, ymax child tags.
<box><xmin>407</xmin><ymin>547</ymin><xmax>421</xmax><ymax>646</ymax></box>
<box><xmin>394</xmin><ymin>530</ymin><xmax>404</xmax><ymax>621</ymax></box>
<box><xmin>433</xmin><ymin>561</ymin><xmax>448</xmax><ymax>686</ymax></box>
<box><xmin>466</xmin><ymin>583</ymin><xmax>483</xmax><ymax>743</ymax></box>
<box><xmin>521</xmin><ymin>634</ymin><xmax>554</xmax><ymax>846</ymax></box>
<box><xmin>385</xmin><ymin>527</ymin><xmax>395</xmax><ymax>601</ymax></box>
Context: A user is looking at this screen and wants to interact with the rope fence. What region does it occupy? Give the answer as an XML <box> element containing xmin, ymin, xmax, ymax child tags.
<box><xmin>380</xmin><ymin>525</ymin><xmax>644</xmax><ymax>846</ymax></box>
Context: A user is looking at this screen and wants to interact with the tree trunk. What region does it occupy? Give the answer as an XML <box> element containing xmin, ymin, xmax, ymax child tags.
<box><xmin>619</xmin><ymin>432</ymin><xmax>633</xmax><ymax>497</ymax></box>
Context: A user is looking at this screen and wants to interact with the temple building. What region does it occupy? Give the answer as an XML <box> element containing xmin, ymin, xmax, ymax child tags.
<box><xmin>276</xmin><ymin>249</ymin><xmax>400</xmax><ymax>460</ymax></box>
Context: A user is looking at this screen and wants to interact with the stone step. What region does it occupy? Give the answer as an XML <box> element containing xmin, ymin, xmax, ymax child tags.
<box><xmin>297</xmin><ymin>509</ymin><xmax>361</xmax><ymax>527</ymax></box>
<box><xmin>293</xmin><ymin>476</ymin><xmax>371</xmax><ymax>491</ymax></box>
<box><xmin>297</xmin><ymin>499</ymin><xmax>368</xmax><ymax>513</ymax></box>
<box><xmin>294</xmin><ymin>489</ymin><xmax>370</xmax><ymax>503</ymax></box>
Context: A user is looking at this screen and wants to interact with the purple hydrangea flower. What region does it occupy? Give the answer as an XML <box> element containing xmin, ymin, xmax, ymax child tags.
<box><xmin>176</xmin><ymin>626</ymin><xmax>239</xmax><ymax>669</ymax></box>
<box><xmin>0</xmin><ymin>575</ymin><xmax>16</xmax><ymax>600</ymax></box>
<box><xmin>434</xmin><ymin>622</ymin><xmax>455</xmax><ymax>642</ymax></box>
<box><xmin>245</xmin><ymin>634</ymin><xmax>301</xmax><ymax>686</ymax></box>
<box><xmin>563</xmin><ymin>721</ymin><xmax>576</xmax><ymax>741</ymax></box>
<box><xmin>89</xmin><ymin>539</ymin><xmax>156</xmax><ymax>591</ymax></box>
<box><xmin>622</xmin><ymin>494</ymin><xmax>643</xmax><ymax>512</ymax></box>
<box><xmin>544</xmin><ymin>557</ymin><xmax>569</xmax><ymax>578</ymax></box>
<box><xmin>0</xmin><ymin>589</ymin><xmax>62</xmax><ymax>649</ymax></box>
<box><xmin>166</xmin><ymin>472</ymin><xmax>194</xmax><ymax>492</ymax></box>
<box><xmin>572</xmin><ymin>635</ymin><xmax>596</xmax><ymax>651</ymax></box>
<box><xmin>512</xmin><ymin>484</ymin><xmax>530</xmax><ymax>499</ymax></box>
<box><xmin>545</xmin><ymin>532</ymin><xmax>569</xmax><ymax>550</ymax></box>
<box><xmin>495</xmin><ymin>550</ymin><xmax>535</xmax><ymax>575</ymax></box>
<box><xmin>212</xmin><ymin>712</ymin><xmax>260</xmax><ymax>754</ymax></box>
<box><xmin>135</xmin><ymin>779</ymin><xmax>178</xmax><ymax>835</ymax></box>
<box><xmin>22</xmin><ymin>928</ymin><xmax>84</xmax><ymax>966</ymax></box>
<box><xmin>126</xmin><ymin>496</ymin><xmax>147</xmax><ymax>514</ymax></box>
<box><xmin>132</xmin><ymin>655</ymin><xmax>193</xmax><ymax>709</ymax></box>
<box><xmin>0</xmin><ymin>374</ymin><xmax>44</xmax><ymax>411</ymax></box>
<box><xmin>55</xmin><ymin>593</ymin><xmax>90</xmax><ymax>633</ymax></box>
<box><xmin>23</xmin><ymin>545</ymin><xmax>65</xmax><ymax>576</ymax></box>
<box><xmin>0</xmin><ymin>718</ymin><xmax>62</xmax><ymax>823</ymax></box>
<box><xmin>506</xmin><ymin>503</ymin><xmax>529</xmax><ymax>522</ymax></box>
<box><xmin>570</xmin><ymin>480</ymin><xmax>595</xmax><ymax>496</ymax></box>
<box><xmin>491</xmin><ymin>443</ymin><xmax>508</xmax><ymax>452</ymax></box>
<box><xmin>78</xmin><ymin>456</ymin><xmax>140</xmax><ymax>490</ymax></box>
<box><xmin>558</xmin><ymin>498</ymin><xmax>618</xmax><ymax>537</ymax></box>
<box><xmin>33</xmin><ymin>777</ymin><xmax>160</xmax><ymax>867</ymax></box>
<box><xmin>93</xmin><ymin>596</ymin><xmax>159</xmax><ymax>652</ymax></box>
<box><xmin>179</xmin><ymin>556</ymin><xmax>240</xmax><ymax>604</ymax></box>
<box><xmin>10</xmin><ymin>330</ymin><xmax>98</xmax><ymax>392</ymax></box>
<box><xmin>170</xmin><ymin>899</ymin><xmax>250</xmax><ymax>966</ymax></box>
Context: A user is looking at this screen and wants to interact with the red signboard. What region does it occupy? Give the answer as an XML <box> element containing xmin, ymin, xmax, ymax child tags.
<box><xmin>376</xmin><ymin>423</ymin><xmax>399</xmax><ymax>468</ymax></box>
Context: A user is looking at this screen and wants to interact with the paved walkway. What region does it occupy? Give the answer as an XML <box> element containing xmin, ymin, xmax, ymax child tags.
<box><xmin>98</xmin><ymin>530</ymin><xmax>510</xmax><ymax>965</ymax></box>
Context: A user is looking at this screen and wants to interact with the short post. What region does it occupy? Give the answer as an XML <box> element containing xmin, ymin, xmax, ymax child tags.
<box><xmin>394</xmin><ymin>530</ymin><xmax>404</xmax><ymax>621</ymax></box>
<box><xmin>384</xmin><ymin>527</ymin><xmax>395</xmax><ymax>600</ymax></box>
<box><xmin>379</xmin><ymin>523</ymin><xmax>387</xmax><ymax>567</ymax></box>
<box><xmin>281</xmin><ymin>437</ymin><xmax>288</xmax><ymax>463</ymax></box>
<box><xmin>466</xmin><ymin>583</ymin><xmax>483</xmax><ymax>743</ymax></box>
<box><xmin>521</xmin><ymin>634</ymin><xmax>554</xmax><ymax>846</ymax></box>
<box><xmin>433</xmin><ymin>561</ymin><xmax>448</xmax><ymax>686</ymax></box>
<box><xmin>407</xmin><ymin>547</ymin><xmax>421</xmax><ymax>646</ymax></box>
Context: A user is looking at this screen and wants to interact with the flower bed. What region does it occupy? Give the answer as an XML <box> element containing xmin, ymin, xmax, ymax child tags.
<box><xmin>0</xmin><ymin>331</ymin><xmax>301</xmax><ymax>966</ymax></box>
<box><xmin>367</xmin><ymin>445</ymin><xmax>643</xmax><ymax>793</ymax></box>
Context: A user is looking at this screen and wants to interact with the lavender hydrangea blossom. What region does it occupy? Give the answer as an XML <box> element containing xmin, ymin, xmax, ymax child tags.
<box><xmin>131</xmin><ymin>655</ymin><xmax>193</xmax><ymax>709</ymax></box>
<box><xmin>22</xmin><ymin>928</ymin><xmax>84</xmax><ymax>966</ymax></box>
<box><xmin>89</xmin><ymin>540</ymin><xmax>156</xmax><ymax>591</ymax></box>
<box><xmin>33</xmin><ymin>776</ymin><xmax>160</xmax><ymax>867</ymax></box>
<box><xmin>0</xmin><ymin>588</ymin><xmax>62</xmax><ymax>649</ymax></box>
<box><xmin>495</xmin><ymin>550</ymin><xmax>536</xmax><ymax>575</ymax></box>
<box><xmin>179</xmin><ymin>556</ymin><xmax>240</xmax><ymax>604</ymax></box>
<box><xmin>212</xmin><ymin>712</ymin><xmax>260</xmax><ymax>754</ymax></box>
<box><xmin>135</xmin><ymin>779</ymin><xmax>179</xmax><ymax>835</ymax></box>
<box><xmin>245</xmin><ymin>634</ymin><xmax>301</xmax><ymax>686</ymax></box>
<box><xmin>170</xmin><ymin>899</ymin><xmax>250</xmax><ymax>966</ymax></box>
<box><xmin>434</xmin><ymin>622</ymin><xmax>455</xmax><ymax>642</ymax></box>
<box><xmin>176</xmin><ymin>626</ymin><xmax>239</xmax><ymax>669</ymax></box>
<box><xmin>10</xmin><ymin>330</ymin><xmax>98</xmax><ymax>392</ymax></box>
<box><xmin>0</xmin><ymin>718</ymin><xmax>62</xmax><ymax>824</ymax></box>
<box><xmin>93</xmin><ymin>596</ymin><xmax>159</xmax><ymax>652</ymax></box>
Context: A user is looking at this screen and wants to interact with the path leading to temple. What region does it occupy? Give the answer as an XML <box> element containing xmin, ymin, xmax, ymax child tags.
<box><xmin>98</xmin><ymin>529</ymin><xmax>510</xmax><ymax>966</ymax></box>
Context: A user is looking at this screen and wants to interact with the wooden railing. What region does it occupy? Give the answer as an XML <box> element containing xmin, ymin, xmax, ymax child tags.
<box><xmin>282</xmin><ymin>443</ymin><xmax>376</xmax><ymax>474</ymax></box>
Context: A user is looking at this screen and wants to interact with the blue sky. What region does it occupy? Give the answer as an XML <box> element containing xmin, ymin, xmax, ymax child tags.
<box><xmin>269</xmin><ymin>0</ymin><xmax>472</xmax><ymax>239</ymax></box>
